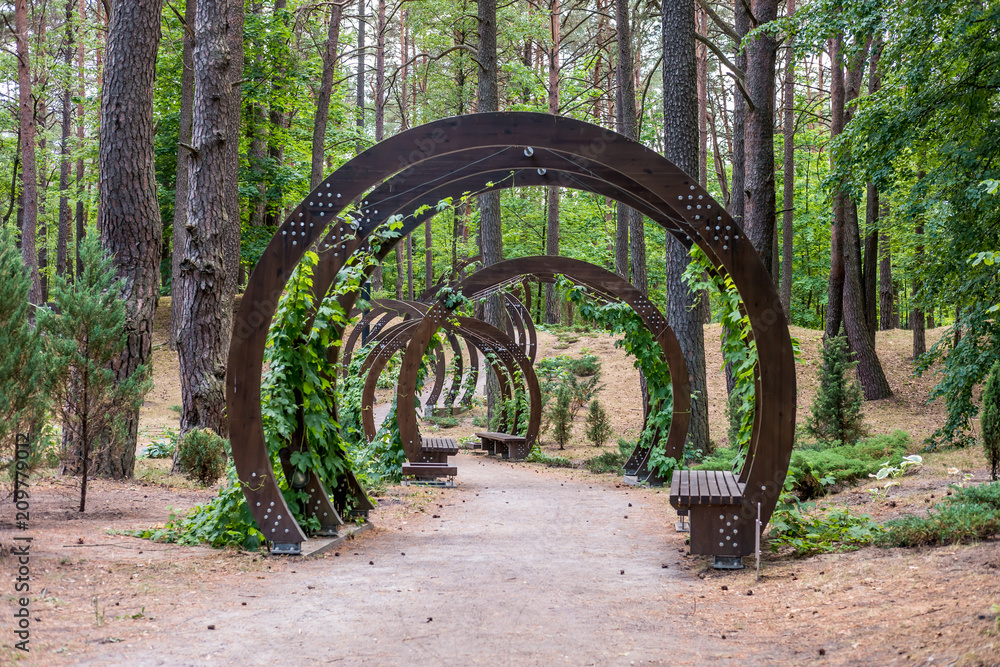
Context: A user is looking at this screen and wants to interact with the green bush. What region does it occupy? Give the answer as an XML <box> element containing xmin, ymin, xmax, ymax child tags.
<box><xmin>584</xmin><ymin>440</ymin><xmax>632</xmax><ymax>474</ymax></box>
<box><xmin>769</xmin><ymin>496</ymin><xmax>884</xmax><ymax>556</ymax></box>
<box><xmin>548</xmin><ymin>386</ymin><xmax>573</xmax><ymax>449</ymax></box>
<box><xmin>140</xmin><ymin>428</ymin><xmax>179</xmax><ymax>459</ymax></box>
<box><xmin>567</xmin><ymin>354</ymin><xmax>600</xmax><ymax>377</ymax></box>
<box><xmin>426</xmin><ymin>415</ymin><xmax>459</xmax><ymax>429</ymax></box>
<box><xmin>880</xmin><ymin>482</ymin><xmax>1000</xmax><ymax>547</ymax></box>
<box><xmin>176</xmin><ymin>429</ymin><xmax>227</xmax><ymax>486</ymax></box>
<box><xmin>807</xmin><ymin>336</ymin><xmax>867</xmax><ymax>446</ymax></box>
<box><xmin>584</xmin><ymin>400</ymin><xmax>613</xmax><ymax>446</ymax></box>
<box><xmin>981</xmin><ymin>362</ymin><xmax>1000</xmax><ymax>481</ymax></box>
<box><xmin>526</xmin><ymin>446</ymin><xmax>576</xmax><ymax>468</ymax></box>
<box><xmin>787</xmin><ymin>431</ymin><xmax>911</xmax><ymax>499</ymax></box>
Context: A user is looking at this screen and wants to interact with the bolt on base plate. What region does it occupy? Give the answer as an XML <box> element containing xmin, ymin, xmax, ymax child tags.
<box><xmin>712</xmin><ymin>555</ymin><xmax>744</xmax><ymax>570</ymax></box>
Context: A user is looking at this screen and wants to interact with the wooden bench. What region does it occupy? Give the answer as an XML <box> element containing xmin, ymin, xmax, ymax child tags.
<box><xmin>669</xmin><ymin>470</ymin><xmax>747</xmax><ymax>558</ymax></box>
<box><xmin>475</xmin><ymin>431</ymin><xmax>530</xmax><ymax>460</ymax></box>
<box><xmin>419</xmin><ymin>437</ymin><xmax>459</xmax><ymax>464</ymax></box>
<box><xmin>402</xmin><ymin>462</ymin><xmax>458</xmax><ymax>484</ymax></box>
<box><xmin>400</xmin><ymin>438</ymin><xmax>459</xmax><ymax>485</ymax></box>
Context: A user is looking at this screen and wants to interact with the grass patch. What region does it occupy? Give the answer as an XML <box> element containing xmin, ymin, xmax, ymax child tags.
<box><xmin>880</xmin><ymin>482</ymin><xmax>1000</xmax><ymax>547</ymax></box>
<box><xmin>583</xmin><ymin>440</ymin><xmax>633</xmax><ymax>474</ymax></box>
<box><xmin>526</xmin><ymin>446</ymin><xmax>576</xmax><ymax>468</ymax></box>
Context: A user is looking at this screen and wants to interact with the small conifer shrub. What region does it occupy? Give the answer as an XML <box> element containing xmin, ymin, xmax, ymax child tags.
<box><xmin>585</xmin><ymin>399</ymin><xmax>613</xmax><ymax>447</ymax></box>
<box><xmin>982</xmin><ymin>362</ymin><xmax>1000</xmax><ymax>481</ymax></box>
<box><xmin>807</xmin><ymin>336</ymin><xmax>866</xmax><ymax>446</ymax></box>
<box><xmin>548</xmin><ymin>386</ymin><xmax>573</xmax><ymax>449</ymax></box>
<box><xmin>176</xmin><ymin>428</ymin><xmax>227</xmax><ymax>486</ymax></box>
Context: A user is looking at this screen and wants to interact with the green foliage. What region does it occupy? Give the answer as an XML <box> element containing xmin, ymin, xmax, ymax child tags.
<box><xmin>548</xmin><ymin>386</ymin><xmax>573</xmax><ymax>449</ymax></box>
<box><xmin>40</xmin><ymin>230</ymin><xmax>152</xmax><ymax>510</ymax></box>
<box><xmin>683</xmin><ymin>248</ymin><xmax>763</xmax><ymax>458</ymax></box>
<box><xmin>176</xmin><ymin>429</ymin><xmax>227</xmax><ymax>486</ymax></box>
<box><xmin>140</xmin><ymin>429</ymin><xmax>179</xmax><ymax>459</ymax></box>
<box><xmin>559</xmin><ymin>283</ymin><xmax>672</xmax><ymax>454</ymax></box>
<box><xmin>981</xmin><ymin>362</ymin><xmax>1000</xmax><ymax>480</ymax></box>
<box><xmin>426</xmin><ymin>415</ymin><xmax>459</xmax><ymax>429</ymax></box>
<box><xmin>768</xmin><ymin>494</ymin><xmax>884</xmax><ymax>556</ymax></box>
<box><xmin>786</xmin><ymin>431</ymin><xmax>911</xmax><ymax>499</ymax></box>
<box><xmin>584</xmin><ymin>400</ymin><xmax>613</xmax><ymax>447</ymax></box>
<box><xmin>526</xmin><ymin>446</ymin><xmax>575</xmax><ymax>468</ymax></box>
<box><xmin>128</xmin><ymin>464</ymin><xmax>265</xmax><ymax>551</ymax></box>
<box><xmin>566</xmin><ymin>354</ymin><xmax>600</xmax><ymax>377</ymax></box>
<box><xmin>584</xmin><ymin>439</ymin><xmax>633</xmax><ymax>474</ymax></box>
<box><xmin>807</xmin><ymin>336</ymin><xmax>866</xmax><ymax>446</ymax></box>
<box><xmin>880</xmin><ymin>482</ymin><xmax>1000</xmax><ymax>547</ymax></box>
<box><xmin>0</xmin><ymin>226</ymin><xmax>50</xmax><ymax>484</ymax></box>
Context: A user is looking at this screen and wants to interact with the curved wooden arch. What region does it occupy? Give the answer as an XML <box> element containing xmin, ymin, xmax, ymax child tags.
<box><xmin>356</xmin><ymin>318</ymin><xmax>527</xmax><ymax>442</ymax></box>
<box><xmin>395</xmin><ymin>257</ymin><xmax>690</xmax><ymax>474</ymax></box>
<box><xmin>228</xmin><ymin>113</ymin><xmax>795</xmax><ymax>552</ymax></box>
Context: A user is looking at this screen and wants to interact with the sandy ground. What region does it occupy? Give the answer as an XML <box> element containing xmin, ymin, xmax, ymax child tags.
<box><xmin>3</xmin><ymin>299</ymin><xmax>1000</xmax><ymax>665</ymax></box>
<box><xmin>5</xmin><ymin>453</ymin><xmax>1000</xmax><ymax>665</ymax></box>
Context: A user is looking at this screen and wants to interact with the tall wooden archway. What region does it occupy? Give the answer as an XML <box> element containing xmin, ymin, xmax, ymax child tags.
<box><xmin>227</xmin><ymin>112</ymin><xmax>796</xmax><ymax>552</ymax></box>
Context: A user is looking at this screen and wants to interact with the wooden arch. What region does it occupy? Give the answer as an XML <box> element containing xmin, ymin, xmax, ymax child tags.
<box><xmin>393</xmin><ymin>256</ymin><xmax>692</xmax><ymax>480</ymax></box>
<box><xmin>227</xmin><ymin>112</ymin><xmax>795</xmax><ymax>552</ymax></box>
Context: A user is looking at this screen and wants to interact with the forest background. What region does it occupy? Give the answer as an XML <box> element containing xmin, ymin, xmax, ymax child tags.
<box><xmin>1</xmin><ymin>0</ymin><xmax>998</xmax><ymax>479</ymax></box>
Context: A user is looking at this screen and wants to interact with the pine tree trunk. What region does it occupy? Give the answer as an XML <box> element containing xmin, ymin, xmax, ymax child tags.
<box><xmin>75</xmin><ymin>0</ymin><xmax>86</xmax><ymax>278</ymax></box>
<box><xmin>662</xmin><ymin>0</ymin><xmax>709</xmax><ymax>453</ymax></box>
<box><xmin>696</xmin><ymin>6</ymin><xmax>708</xmax><ymax>188</ymax></box>
<box><xmin>545</xmin><ymin>186</ymin><xmax>561</xmax><ymax>324</ymax></box>
<box><xmin>477</xmin><ymin>0</ymin><xmax>503</xmax><ymax>422</ymax></box>
<box><xmin>15</xmin><ymin>0</ymin><xmax>41</xmax><ymax>307</ymax></box>
<box><xmin>728</xmin><ymin>0</ymin><xmax>749</xmax><ymax>232</ymax></box>
<box><xmin>780</xmin><ymin>0</ymin><xmax>795</xmax><ymax>320</ymax></box>
<box><xmin>170</xmin><ymin>0</ymin><xmax>196</xmax><ymax>350</ymax></box>
<box><xmin>614</xmin><ymin>0</ymin><xmax>636</xmax><ymax>283</ymax></box>
<box><xmin>355</xmin><ymin>0</ymin><xmax>365</xmax><ymax>155</ymax></box>
<box><xmin>95</xmin><ymin>0</ymin><xmax>164</xmax><ymax>477</ymax></box>
<box><xmin>406</xmin><ymin>233</ymin><xmax>413</xmax><ymax>300</ymax></box>
<box><xmin>878</xmin><ymin>203</ymin><xmax>895</xmax><ymax>330</ymax></box>
<box><xmin>544</xmin><ymin>0</ymin><xmax>561</xmax><ymax>324</ymax></box>
<box><xmin>57</xmin><ymin>0</ymin><xmax>74</xmax><ymax>278</ymax></box>
<box><xmin>863</xmin><ymin>40</ymin><xmax>883</xmax><ymax>336</ymax></box>
<box><xmin>743</xmin><ymin>0</ymin><xmax>779</xmax><ymax>281</ymax></box>
<box><xmin>825</xmin><ymin>35</ymin><xmax>846</xmax><ymax>339</ymax></box>
<box><xmin>177</xmin><ymin>0</ymin><xmax>240</xmax><ymax>438</ymax></box>
<box><xmin>311</xmin><ymin>1</ymin><xmax>342</xmax><ymax>190</ymax></box>
<box><xmin>912</xmin><ymin>211</ymin><xmax>926</xmax><ymax>358</ymax></box>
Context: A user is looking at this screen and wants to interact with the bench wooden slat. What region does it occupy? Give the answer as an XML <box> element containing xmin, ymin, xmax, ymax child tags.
<box><xmin>474</xmin><ymin>431</ymin><xmax>526</xmax><ymax>442</ymax></box>
<box><xmin>668</xmin><ymin>470</ymin><xmax>744</xmax><ymax>508</ymax></box>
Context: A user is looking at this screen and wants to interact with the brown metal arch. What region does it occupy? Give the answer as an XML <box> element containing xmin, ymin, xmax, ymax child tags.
<box><xmin>228</xmin><ymin>112</ymin><xmax>794</xmax><ymax>553</ymax></box>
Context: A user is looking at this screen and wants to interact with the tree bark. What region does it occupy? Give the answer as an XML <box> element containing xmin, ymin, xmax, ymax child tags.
<box><xmin>15</xmin><ymin>0</ymin><xmax>41</xmax><ymax>306</ymax></box>
<box><xmin>613</xmin><ymin>0</ymin><xmax>636</xmax><ymax>283</ymax></box>
<box><xmin>696</xmin><ymin>6</ymin><xmax>708</xmax><ymax>188</ymax></box>
<box><xmin>176</xmin><ymin>0</ymin><xmax>241</xmax><ymax>437</ymax></box>
<box><xmin>170</xmin><ymin>0</ymin><xmax>196</xmax><ymax>349</ymax></box>
<box><xmin>825</xmin><ymin>35</ymin><xmax>845</xmax><ymax>339</ymax></box>
<box><xmin>263</xmin><ymin>0</ymin><xmax>287</xmax><ymax>227</ymax></box>
<box><xmin>95</xmin><ymin>0</ymin><xmax>164</xmax><ymax>477</ymax></box>
<box><xmin>57</xmin><ymin>0</ymin><xmax>74</xmax><ymax>278</ymax></box>
<box><xmin>75</xmin><ymin>0</ymin><xmax>86</xmax><ymax>278</ymax></box>
<box><xmin>477</xmin><ymin>0</ymin><xmax>503</xmax><ymax>421</ymax></box>
<box><xmin>862</xmin><ymin>39</ymin><xmax>882</xmax><ymax>336</ymax></box>
<box><xmin>355</xmin><ymin>0</ymin><xmax>366</xmax><ymax>154</ymax></box>
<box><xmin>544</xmin><ymin>0</ymin><xmax>561</xmax><ymax>324</ymax></box>
<box><xmin>311</xmin><ymin>1</ymin><xmax>343</xmax><ymax>189</ymax></box>
<box><xmin>878</xmin><ymin>202</ymin><xmax>895</xmax><ymax>330</ymax></box>
<box><xmin>779</xmin><ymin>0</ymin><xmax>795</xmax><ymax>320</ymax></box>
<box><xmin>912</xmin><ymin>190</ymin><xmax>926</xmax><ymax>358</ymax></box>
<box><xmin>662</xmin><ymin>0</ymin><xmax>709</xmax><ymax>453</ymax></box>
<box><xmin>743</xmin><ymin>0</ymin><xmax>779</xmax><ymax>281</ymax></box>
<box><xmin>728</xmin><ymin>0</ymin><xmax>749</xmax><ymax>232</ymax></box>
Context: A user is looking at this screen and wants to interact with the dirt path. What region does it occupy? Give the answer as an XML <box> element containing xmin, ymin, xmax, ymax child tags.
<box><xmin>69</xmin><ymin>454</ymin><xmax>782</xmax><ymax>666</ymax></box>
